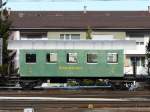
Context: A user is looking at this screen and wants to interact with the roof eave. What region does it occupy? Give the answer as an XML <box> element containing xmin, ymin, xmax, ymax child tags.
<box><xmin>9</xmin><ymin>27</ymin><xmax>150</xmax><ymax>30</ymax></box>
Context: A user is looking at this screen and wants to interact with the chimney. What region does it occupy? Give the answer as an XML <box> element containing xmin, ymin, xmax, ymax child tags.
<box><xmin>148</xmin><ymin>6</ymin><xmax>150</xmax><ymax>13</ymax></box>
<box><xmin>84</xmin><ymin>5</ymin><xmax>87</xmax><ymax>14</ymax></box>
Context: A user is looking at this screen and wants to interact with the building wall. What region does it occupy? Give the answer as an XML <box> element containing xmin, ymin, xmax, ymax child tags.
<box><xmin>19</xmin><ymin>49</ymin><xmax>124</xmax><ymax>77</ymax></box>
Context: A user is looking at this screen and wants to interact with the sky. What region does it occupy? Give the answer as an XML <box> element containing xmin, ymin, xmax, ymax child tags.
<box><xmin>4</xmin><ymin>0</ymin><xmax>150</xmax><ymax>11</ymax></box>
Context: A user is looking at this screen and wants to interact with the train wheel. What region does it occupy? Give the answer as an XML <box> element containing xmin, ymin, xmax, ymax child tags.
<box><xmin>20</xmin><ymin>81</ymin><xmax>37</xmax><ymax>90</ymax></box>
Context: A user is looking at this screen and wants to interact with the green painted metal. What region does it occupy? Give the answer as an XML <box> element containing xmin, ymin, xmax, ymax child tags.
<box><xmin>19</xmin><ymin>49</ymin><xmax>124</xmax><ymax>77</ymax></box>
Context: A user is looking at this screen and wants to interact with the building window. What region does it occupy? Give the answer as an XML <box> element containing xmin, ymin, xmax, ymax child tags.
<box><xmin>60</xmin><ymin>34</ymin><xmax>64</xmax><ymax>40</ymax></box>
<box><xmin>71</xmin><ymin>34</ymin><xmax>80</xmax><ymax>40</ymax></box>
<box><xmin>60</xmin><ymin>34</ymin><xmax>80</xmax><ymax>40</ymax></box>
<box><xmin>27</xmin><ymin>34</ymin><xmax>43</xmax><ymax>38</ymax></box>
<box><xmin>107</xmin><ymin>53</ymin><xmax>118</xmax><ymax>63</ymax></box>
<box><xmin>21</xmin><ymin>32</ymin><xmax>47</xmax><ymax>40</ymax></box>
<box><xmin>128</xmin><ymin>33</ymin><xmax>144</xmax><ymax>37</ymax></box>
<box><xmin>136</xmin><ymin>42</ymin><xmax>144</xmax><ymax>45</ymax></box>
<box><xmin>87</xmin><ymin>53</ymin><xmax>98</xmax><ymax>63</ymax></box>
<box><xmin>46</xmin><ymin>53</ymin><xmax>57</xmax><ymax>63</ymax></box>
<box><xmin>26</xmin><ymin>53</ymin><xmax>36</xmax><ymax>63</ymax></box>
<box><xmin>141</xmin><ymin>57</ymin><xmax>145</xmax><ymax>67</ymax></box>
<box><xmin>131</xmin><ymin>57</ymin><xmax>140</xmax><ymax>66</ymax></box>
<box><xmin>128</xmin><ymin>33</ymin><xmax>144</xmax><ymax>46</ymax></box>
<box><xmin>67</xmin><ymin>53</ymin><xmax>77</xmax><ymax>63</ymax></box>
<box><xmin>130</xmin><ymin>57</ymin><xmax>145</xmax><ymax>67</ymax></box>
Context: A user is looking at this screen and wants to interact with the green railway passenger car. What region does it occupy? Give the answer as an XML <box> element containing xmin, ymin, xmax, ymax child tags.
<box><xmin>19</xmin><ymin>49</ymin><xmax>124</xmax><ymax>78</ymax></box>
<box><xmin>8</xmin><ymin>40</ymin><xmax>135</xmax><ymax>88</ymax></box>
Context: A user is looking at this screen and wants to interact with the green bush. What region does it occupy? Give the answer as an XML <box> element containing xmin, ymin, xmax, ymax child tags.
<box><xmin>67</xmin><ymin>80</ymin><xmax>79</xmax><ymax>87</ymax></box>
<box><xmin>80</xmin><ymin>79</ymin><xmax>95</xmax><ymax>86</ymax></box>
<box><xmin>95</xmin><ymin>79</ymin><xmax>105</xmax><ymax>86</ymax></box>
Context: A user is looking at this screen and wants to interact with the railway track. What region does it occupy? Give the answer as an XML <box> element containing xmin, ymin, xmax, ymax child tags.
<box><xmin>0</xmin><ymin>98</ymin><xmax>150</xmax><ymax>112</ymax></box>
<box><xmin>0</xmin><ymin>90</ymin><xmax>150</xmax><ymax>98</ymax></box>
<box><xmin>0</xmin><ymin>90</ymin><xmax>150</xmax><ymax>112</ymax></box>
<box><xmin>1</xmin><ymin>100</ymin><xmax>150</xmax><ymax>108</ymax></box>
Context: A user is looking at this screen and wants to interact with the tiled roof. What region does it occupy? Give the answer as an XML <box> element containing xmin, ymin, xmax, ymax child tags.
<box><xmin>9</xmin><ymin>11</ymin><xmax>150</xmax><ymax>30</ymax></box>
